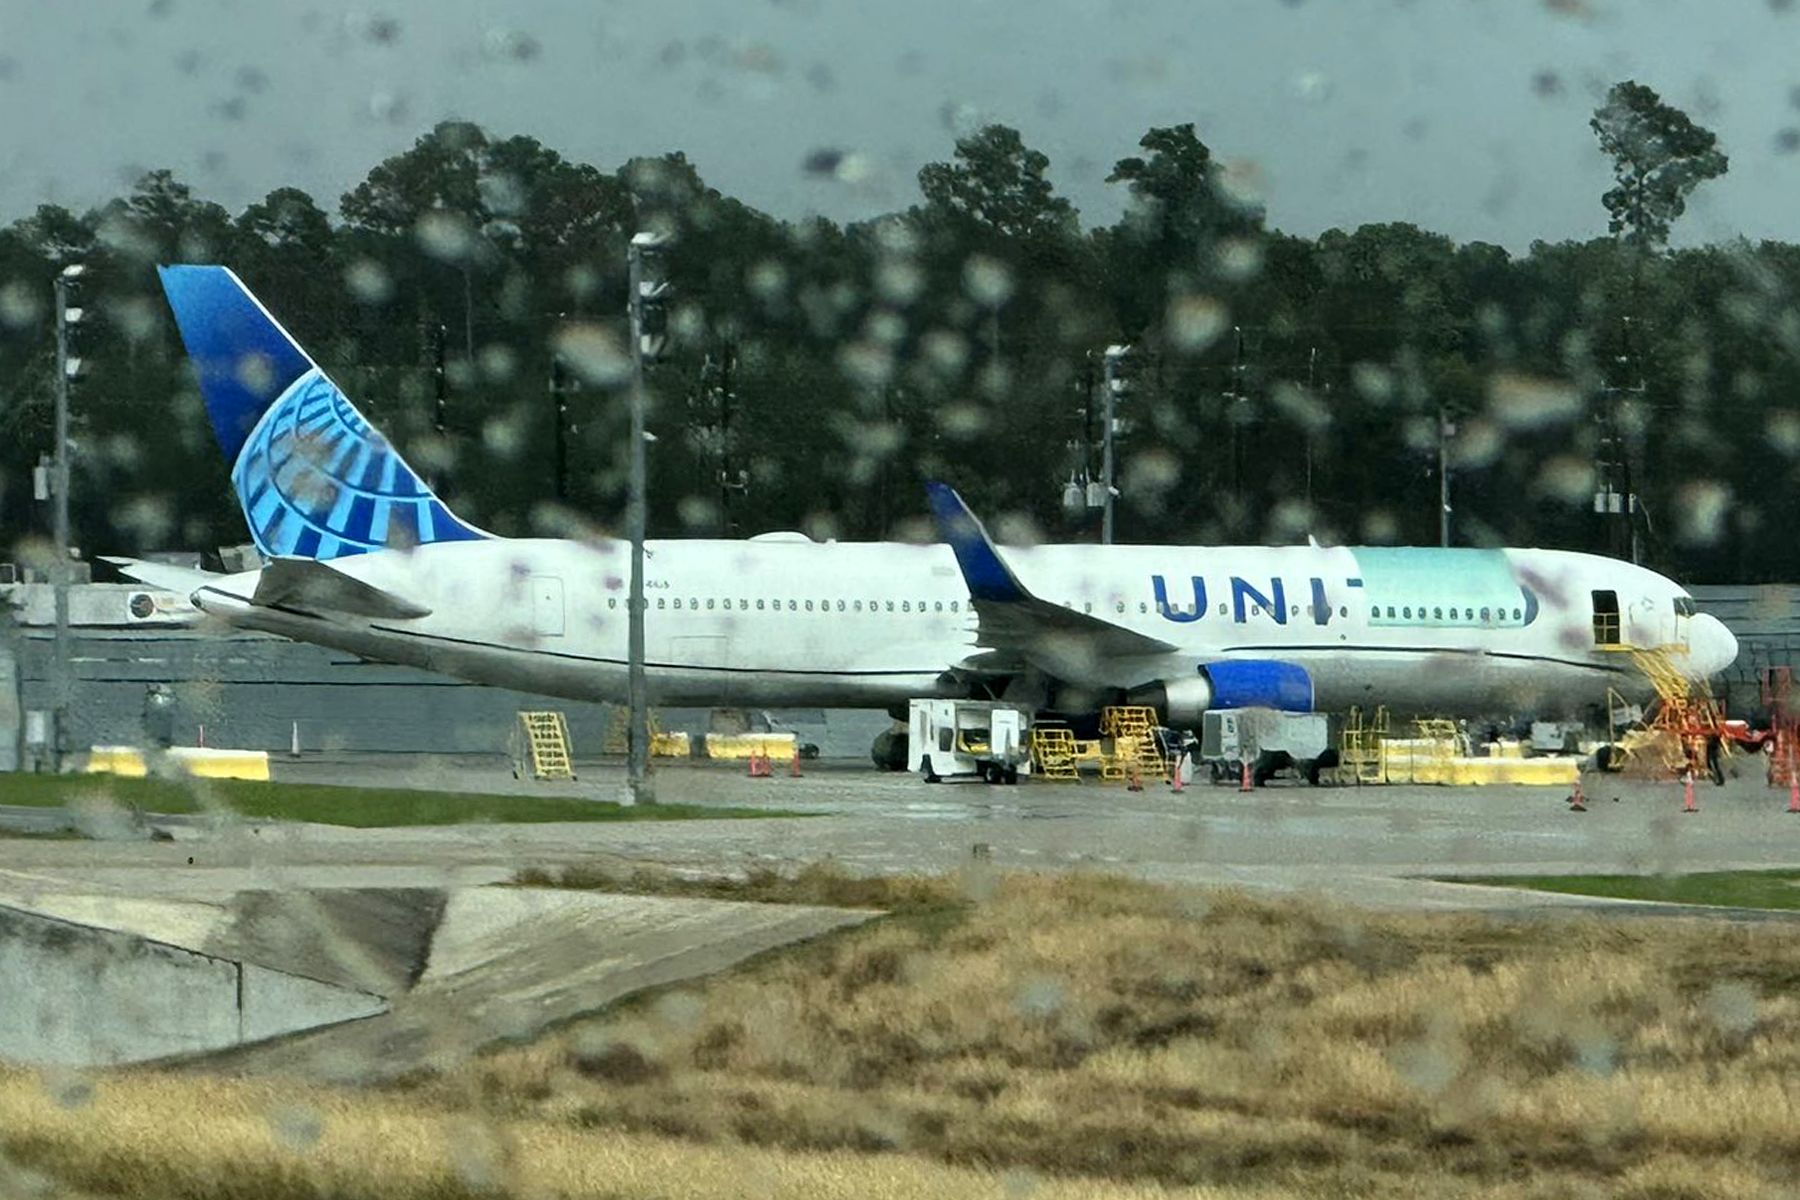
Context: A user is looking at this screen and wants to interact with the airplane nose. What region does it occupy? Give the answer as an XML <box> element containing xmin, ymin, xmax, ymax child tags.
<box><xmin>1687</xmin><ymin>613</ymin><xmax>1738</xmax><ymax>679</ymax></box>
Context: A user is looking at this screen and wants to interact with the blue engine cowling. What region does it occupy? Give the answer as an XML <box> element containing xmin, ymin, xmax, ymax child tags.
<box><xmin>1130</xmin><ymin>661</ymin><xmax>1314</xmax><ymax>728</ymax></box>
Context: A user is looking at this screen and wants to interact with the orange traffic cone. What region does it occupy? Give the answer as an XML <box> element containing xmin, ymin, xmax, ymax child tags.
<box><xmin>1682</xmin><ymin>770</ymin><xmax>1698</xmax><ymax>813</ymax></box>
<box><xmin>1568</xmin><ymin>779</ymin><xmax>1587</xmax><ymax>812</ymax></box>
<box><xmin>1787</xmin><ymin>772</ymin><xmax>1798</xmax><ymax>814</ymax></box>
<box><xmin>1239</xmin><ymin>760</ymin><xmax>1253</xmax><ymax>792</ymax></box>
<box><xmin>790</xmin><ymin>748</ymin><xmax>803</xmax><ymax>778</ymax></box>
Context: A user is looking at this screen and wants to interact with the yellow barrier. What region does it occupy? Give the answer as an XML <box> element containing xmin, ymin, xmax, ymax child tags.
<box><xmin>703</xmin><ymin>732</ymin><xmax>798</xmax><ymax>760</ymax></box>
<box><xmin>650</xmin><ymin>731</ymin><xmax>691</xmax><ymax>757</ymax></box>
<box><xmin>86</xmin><ymin>746</ymin><xmax>271</xmax><ymax>782</ymax></box>
<box><xmin>1397</xmin><ymin>755</ymin><xmax>1579</xmax><ymax>786</ymax></box>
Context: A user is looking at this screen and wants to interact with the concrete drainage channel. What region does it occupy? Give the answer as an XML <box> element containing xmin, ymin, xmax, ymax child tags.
<box><xmin>0</xmin><ymin>886</ymin><xmax>876</xmax><ymax>1075</ymax></box>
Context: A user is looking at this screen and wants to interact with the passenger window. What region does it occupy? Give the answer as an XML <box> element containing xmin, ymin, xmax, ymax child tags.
<box><xmin>706</xmin><ymin>599</ymin><xmax>715</xmax><ymax>610</ymax></box>
<box><xmin>1513</xmin><ymin>608</ymin><xmax>1522</xmax><ymax>620</ymax></box>
<box><xmin>656</xmin><ymin>598</ymin><xmax>666</xmax><ymax>609</ymax></box>
<box><xmin>935</xmin><ymin>601</ymin><xmax>943</xmax><ymax>612</ymax></box>
<box><xmin>902</xmin><ymin>601</ymin><xmax>911</xmax><ymax>612</ymax></box>
<box><xmin>1433</xmin><ymin>607</ymin><xmax>1442</xmax><ymax>620</ymax></box>
<box><xmin>838</xmin><ymin>600</ymin><xmax>846</xmax><ymax>612</ymax></box>
<box><xmin>1403</xmin><ymin>607</ymin><xmax>1411</xmax><ymax>618</ymax></box>
<box><xmin>1251</xmin><ymin>605</ymin><xmax>1261</xmax><ymax>616</ymax></box>
<box><xmin>788</xmin><ymin>600</ymin><xmax>797</xmax><ymax>611</ymax></box>
<box><xmin>1339</xmin><ymin>606</ymin><xmax>1347</xmax><ymax>618</ymax></box>
<box><xmin>1480</xmin><ymin>607</ymin><xmax>1490</xmax><ymax>621</ymax></box>
<box><xmin>1386</xmin><ymin>606</ymin><xmax>1395</xmax><ymax>618</ymax></box>
<box><xmin>805</xmin><ymin>600</ymin><xmax>813</xmax><ymax>611</ymax></box>
<box><xmin>1218</xmin><ymin>603</ymin><xmax>1228</xmax><ymax>615</ymax></box>
<box><xmin>1083</xmin><ymin>602</ymin><xmax>1092</xmax><ymax>614</ymax></box>
<box><xmin>1370</xmin><ymin>607</ymin><xmax>1378</xmax><ymax>619</ymax></box>
<box><xmin>673</xmin><ymin>598</ymin><xmax>682</xmax><ymax>610</ymax></box>
<box><xmin>756</xmin><ymin>599</ymin><xmax>765</xmax><ymax>610</ymax></box>
<box><xmin>608</xmin><ymin>598</ymin><xmax>617</xmax><ymax>610</ymax></box>
<box><xmin>1291</xmin><ymin>605</ymin><xmax>1300</xmax><ymax>617</ymax></box>
<box><xmin>854</xmin><ymin>601</ymin><xmax>862</xmax><ymax>612</ymax></box>
<box><xmin>951</xmin><ymin>601</ymin><xmax>959</xmax><ymax>612</ymax></box>
<box><xmin>1138</xmin><ymin>602</ymin><xmax>1147</xmax><ymax>614</ymax></box>
<box><xmin>886</xmin><ymin>601</ymin><xmax>895</xmax><ymax>612</ymax></box>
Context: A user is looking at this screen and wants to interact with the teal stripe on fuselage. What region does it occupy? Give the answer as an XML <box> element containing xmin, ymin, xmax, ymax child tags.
<box><xmin>1351</xmin><ymin>547</ymin><xmax>1531</xmax><ymax>628</ymax></box>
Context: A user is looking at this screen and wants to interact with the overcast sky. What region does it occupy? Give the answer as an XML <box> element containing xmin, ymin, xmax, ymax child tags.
<box><xmin>2</xmin><ymin>0</ymin><xmax>1798</xmax><ymax>253</ymax></box>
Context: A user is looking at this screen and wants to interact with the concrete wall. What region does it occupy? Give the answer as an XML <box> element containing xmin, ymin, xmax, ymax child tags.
<box><xmin>0</xmin><ymin>904</ymin><xmax>384</xmax><ymax>1067</ymax></box>
<box><xmin>6</xmin><ymin>621</ymin><xmax>891</xmax><ymax>758</ymax></box>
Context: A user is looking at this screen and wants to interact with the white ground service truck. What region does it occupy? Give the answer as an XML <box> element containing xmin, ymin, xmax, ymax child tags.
<box><xmin>908</xmin><ymin>700</ymin><xmax>1032</xmax><ymax>784</ymax></box>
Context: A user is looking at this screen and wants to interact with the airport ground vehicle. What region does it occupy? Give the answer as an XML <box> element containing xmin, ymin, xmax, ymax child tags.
<box><xmin>907</xmin><ymin>700</ymin><xmax>1031</xmax><ymax>784</ymax></box>
<box><xmin>1200</xmin><ymin>708</ymin><xmax>1335</xmax><ymax>785</ymax></box>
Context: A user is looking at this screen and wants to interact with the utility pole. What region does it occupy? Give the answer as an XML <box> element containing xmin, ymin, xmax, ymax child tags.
<box><xmin>51</xmin><ymin>264</ymin><xmax>84</xmax><ymax>772</ymax></box>
<box><xmin>1437</xmin><ymin>405</ymin><xmax>1453</xmax><ymax>547</ymax></box>
<box><xmin>708</xmin><ymin>343</ymin><xmax>746</xmax><ymax>536</ymax></box>
<box><xmin>1595</xmin><ymin>318</ymin><xmax>1644</xmax><ymax>564</ymax></box>
<box><xmin>1305</xmin><ymin>347</ymin><xmax>1318</xmax><ymax>512</ymax></box>
<box><xmin>1062</xmin><ymin>357</ymin><xmax>1097</xmax><ymax>527</ymax></box>
<box><xmin>428</xmin><ymin>321</ymin><xmax>447</xmax><ymax>493</ymax></box>
<box><xmin>431</xmin><ymin>322</ymin><xmax>447</xmax><ymax>438</ymax></box>
<box><xmin>1223</xmin><ymin>327</ymin><xmax>1247</xmax><ymax>506</ymax></box>
<box><xmin>550</xmin><ymin>355</ymin><xmax>570</xmax><ymax>503</ymax></box>
<box><xmin>1100</xmin><ymin>344</ymin><xmax>1132</xmax><ymax>545</ymax></box>
<box><xmin>626</xmin><ymin>232</ymin><xmax>670</xmax><ymax>804</ymax></box>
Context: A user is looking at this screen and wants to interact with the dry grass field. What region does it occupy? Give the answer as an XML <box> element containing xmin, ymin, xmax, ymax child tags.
<box><xmin>7</xmin><ymin>868</ymin><xmax>1800</xmax><ymax>1198</ymax></box>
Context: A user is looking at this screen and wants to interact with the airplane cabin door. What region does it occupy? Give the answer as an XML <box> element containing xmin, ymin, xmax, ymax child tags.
<box><xmin>532</xmin><ymin>577</ymin><xmax>565</xmax><ymax>638</ymax></box>
<box><xmin>1591</xmin><ymin>589</ymin><xmax>1621</xmax><ymax>647</ymax></box>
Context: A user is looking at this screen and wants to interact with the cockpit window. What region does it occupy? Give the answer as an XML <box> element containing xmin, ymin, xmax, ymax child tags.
<box><xmin>1674</xmin><ymin>596</ymin><xmax>1696</xmax><ymax>618</ymax></box>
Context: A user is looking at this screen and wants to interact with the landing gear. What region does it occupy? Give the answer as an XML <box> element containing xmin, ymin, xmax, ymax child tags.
<box><xmin>922</xmin><ymin>756</ymin><xmax>940</xmax><ymax>783</ymax></box>
<box><xmin>871</xmin><ymin>728</ymin><xmax>909</xmax><ymax>771</ymax></box>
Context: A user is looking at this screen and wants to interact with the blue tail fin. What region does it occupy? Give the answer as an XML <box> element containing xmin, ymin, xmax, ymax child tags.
<box><xmin>158</xmin><ymin>265</ymin><xmax>486</xmax><ymax>560</ymax></box>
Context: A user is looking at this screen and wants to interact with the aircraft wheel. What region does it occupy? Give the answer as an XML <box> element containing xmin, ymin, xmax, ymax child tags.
<box><xmin>922</xmin><ymin>757</ymin><xmax>940</xmax><ymax>783</ymax></box>
<box><xmin>1003</xmin><ymin>767</ymin><xmax>1019</xmax><ymax>785</ymax></box>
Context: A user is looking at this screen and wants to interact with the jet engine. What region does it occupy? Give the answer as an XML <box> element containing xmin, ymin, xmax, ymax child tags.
<box><xmin>1129</xmin><ymin>661</ymin><xmax>1314</xmax><ymax>728</ymax></box>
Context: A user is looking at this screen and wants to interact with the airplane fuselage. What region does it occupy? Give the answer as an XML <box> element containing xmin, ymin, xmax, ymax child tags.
<box><xmin>187</xmin><ymin>534</ymin><xmax>1735</xmax><ymax>721</ymax></box>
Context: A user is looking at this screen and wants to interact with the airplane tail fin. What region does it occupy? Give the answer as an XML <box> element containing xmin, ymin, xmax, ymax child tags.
<box><xmin>157</xmin><ymin>265</ymin><xmax>487</xmax><ymax>560</ymax></box>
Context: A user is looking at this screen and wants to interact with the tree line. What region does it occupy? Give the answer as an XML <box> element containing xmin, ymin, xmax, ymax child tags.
<box><xmin>3</xmin><ymin>80</ymin><xmax>1792</xmax><ymax>583</ymax></box>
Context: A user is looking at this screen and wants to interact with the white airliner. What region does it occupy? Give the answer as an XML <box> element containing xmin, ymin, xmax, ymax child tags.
<box><xmin>115</xmin><ymin>266</ymin><xmax>1737</xmax><ymax>753</ymax></box>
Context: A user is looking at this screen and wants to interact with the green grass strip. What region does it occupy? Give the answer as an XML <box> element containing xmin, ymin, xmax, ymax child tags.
<box><xmin>1449</xmin><ymin>869</ymin><xmax>1800</xmax><ymax>911</ymax></box>
<box><xmin>0</xmin><ymin>772</ymin><xmax>802</xmax><ymax>828</ymax></box>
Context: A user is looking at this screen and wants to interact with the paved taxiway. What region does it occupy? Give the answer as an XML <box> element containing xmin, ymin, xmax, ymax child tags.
<box><xmin>7</xmin><ymin>756</ymin><xmax>1800</xmax><ymax>913</ymax></box>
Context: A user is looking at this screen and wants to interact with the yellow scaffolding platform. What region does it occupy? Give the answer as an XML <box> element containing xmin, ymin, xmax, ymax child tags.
<box><xmin>1340</xmin><ymin>705</ymin><xmax>1389</xmax><ymax>783</ymax></box>
<box><xmin>1101</xmin><ymin>705</ymin><xmax>1166</xmax><ymax>781</ymax></box>
<box><xmin>1030</xmin><ymin>726</ymin><xmax>1080</xmax><ymax>781</ymax></box>
<box><xmin>515</xmin><ymin>711</ymin><xmax>576</xmax><ymax>780</ymax></box>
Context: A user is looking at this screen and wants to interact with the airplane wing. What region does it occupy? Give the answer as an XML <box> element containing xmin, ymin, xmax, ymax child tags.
<box><xmin>925</xmin><ymin>483</ymin><xmax>1177</xmax><ymax>675</ymax></box>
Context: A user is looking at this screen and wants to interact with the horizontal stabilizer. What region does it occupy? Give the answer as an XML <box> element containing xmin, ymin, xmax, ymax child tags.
<box><xmin>252</xmin><ymin>558</ymin><xmax>431</xmax><ymax>620</ymax></box>
<box><xmin>103</xmin><ymin>556</ymin><xmax>221</xmax><ymax>597</ymax></box>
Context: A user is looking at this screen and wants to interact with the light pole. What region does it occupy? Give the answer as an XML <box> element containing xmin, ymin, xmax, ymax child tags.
<box><xmin>50</xmin><ymin>263</ymin><xmax>84</xmax><ymax>771</ymax></box>
<box><xmin>626</xmin><ymin>232</ymin><xmax>670</xmax><ymax>804</ymax></box>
